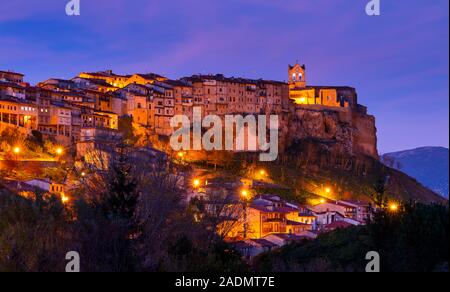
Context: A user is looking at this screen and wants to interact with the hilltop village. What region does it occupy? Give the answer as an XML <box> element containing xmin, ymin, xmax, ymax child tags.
<box><xmin>1</xmin><ymin>64</ymin><xmax>382</xmax><ymax>257</ymax></box>
<box><xmin>0</xmin><ymin>63</ymin><xmax>378</xmax><ymax>158</ymax></box>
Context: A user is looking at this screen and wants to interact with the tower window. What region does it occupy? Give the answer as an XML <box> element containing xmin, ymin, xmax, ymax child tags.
<box><xmin>292</xmin><ymin>73</ymin><xmax>296</xmax><ymax>81</ymax></box>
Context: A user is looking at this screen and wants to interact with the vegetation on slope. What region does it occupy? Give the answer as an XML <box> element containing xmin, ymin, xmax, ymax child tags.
<box><xmin>0</xmin><ymin>128</ymin><xmax>61</xmax><ymax>160</ymax></box>
<box><xmin>188</xmin><ymin>139</ymin><xmax>447</xmax><ymax>205</ymax></box>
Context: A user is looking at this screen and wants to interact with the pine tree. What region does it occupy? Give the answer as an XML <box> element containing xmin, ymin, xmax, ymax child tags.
<box><xmin>104</xmin><ymin>144</ymin><xmax>139</xmax><ymax>220</ymax></box>
<box><xmin>373</xmin><ymin>175</ymin><xmax>388</xmax><ymax>208</ymax></box>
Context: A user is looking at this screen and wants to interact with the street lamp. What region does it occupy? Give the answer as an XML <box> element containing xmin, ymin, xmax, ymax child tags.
<box><xmin>61</xmin><ymin>194</ymin><xmax>69</xmax><ymax>204</ymax></box>
<box><xmin>389</xmin><ymin>203</ymin><xmax>399</xmax><ymax>212</ymax></box>
<box><xmin>12</xmin><ymin>147</ymin><xmax>21</xmax><ymax>166</ymax></box>
<box><xmin>13</xmin><ymin>147</ymin><xmax>21</xmax><ymax>154</ymax></box>
<box><xmin>240</xmin><ymin>189</ymin><xmax>251</xmax><ymax>239</ymax></box>
<box><xmin>193</xmin><ymin>179</ymin><xmax>201</xmax><ymax>188</ymax></box>
<box><xmin>56</xmin><ymin>147</ymin><xmax>64</xmax><ymax>156</ymax></box>
<box><xmin>325</xmin><ymin>187</ymin><xmax>332</xmax><ymax>194</ymax></box>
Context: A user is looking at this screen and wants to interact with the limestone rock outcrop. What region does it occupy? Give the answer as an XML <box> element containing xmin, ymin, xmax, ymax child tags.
<box><xmin>281</xmin><ymin>105</ymin><xmax>378</xmax><ymax>159</ymax></box>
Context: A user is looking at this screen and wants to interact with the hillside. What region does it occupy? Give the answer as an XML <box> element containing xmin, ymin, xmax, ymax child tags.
<box><xmin>385</xmin><ymin>167</ymin><xmax>447</xmax><ymax>204</ymax></box>
<box><xmin>190</xmin><ymin>140</ymin><xmax>447</xmax><ymax>205</ymax></box>
<box><xmin>382</xmin><ymin>147</ymin><xmax>449</xmax><ymax>198</ymax></box>
<box><xmin>274</xmin><ymin>141</ymin><xmax>446</xmax><ymax>204</ymax></box>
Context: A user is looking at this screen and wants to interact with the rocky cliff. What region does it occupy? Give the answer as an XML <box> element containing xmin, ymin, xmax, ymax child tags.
<box><xmin>281</xmin><ymin>105</ymin><xmax>378</xmax><ymax>159</ymax></box>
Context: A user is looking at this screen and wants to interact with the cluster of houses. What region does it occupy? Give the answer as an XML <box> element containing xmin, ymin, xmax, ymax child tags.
<box><xmin>232</xmin><ymin>194</ymin><xmax>371</xmax><ymax>259</ymax></box>
<box><xmin>1</xmin><ymin>63</ymin><xmax>364</xmax><ymax>157</ymax></box>
<box><xmin>191</xmin><ymin>177</ymin><xmax>372</xmax><ymax>259</ymax></box>
<box><xmin>0</xmin><ymin>70</ymin><xmax>120</xmax><ymax>155</ymax></box>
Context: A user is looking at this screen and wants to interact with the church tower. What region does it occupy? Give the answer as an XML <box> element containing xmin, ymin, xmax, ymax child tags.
<box><xmin>288</xmin><ymin>62</ymin><xmax>306</xmax><ymax>89</ymax></box>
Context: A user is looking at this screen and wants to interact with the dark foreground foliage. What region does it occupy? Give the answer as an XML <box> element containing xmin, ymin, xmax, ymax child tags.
<box><xmin>0</xmin><ymin>145</ymin><xmax>247</xmax><ymax>272</ymax></box>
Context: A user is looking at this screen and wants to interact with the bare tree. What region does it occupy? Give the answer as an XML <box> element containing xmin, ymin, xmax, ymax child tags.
<box><xmin>133</xmin><ymin>156</ymin><xmax>186</xmax><ymax>269</ymax></box>
<box><xmin>193</xmin><ymin>189</ymin><xmax>246</xmax><ymax>242</ymax></box>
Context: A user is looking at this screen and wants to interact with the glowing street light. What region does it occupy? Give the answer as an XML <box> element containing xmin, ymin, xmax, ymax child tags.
<box><xmin>13</xmin><ymin>147</ymin><xmax>21</xmax><ymax>154</ymax></box>
<box><xmin>61</xmin><ymin>194</ymin><xmax>70</xmax><ymax>204</ymax></box>
<box><xmin>389</xmin><ymin>203</ymin><xmax>399</xmax><ymax>212</ymax></box>
<box><xmin>177</xmin><ymin>152</ymin><xmax>184</xmax><ymax>158</ymax></box>
<box><xmin>81</xmin><ymin>172</ymin><xmax>86</xmax><ymax>177</ymax></box>
<box><xmin>325</xmin><ymin>187</ymin><xmax>332</xmax><ymax>194</ymax></box>
<box><xmin>193</xmin><ymin>179</ymin><xmax>201</xmax><ymax>188</ymax></box>
<box><xmin>241</xmin><ymin>189</ymin><xmax>249</xmax><ymax>199</ymax></box>
<box><xmin>259</xmin><ymin>169</ymin><xmax>266</xmax><ymax>176</ymax></box>
<box><xmin>298</xmin><ymin>97</ymin><xmax>307</xmax><ymax>104</ymax></box>
<box><xmin>319</xmin><ymin>198</ymin><xmax>326</xmax><ymax>204</ymax></box>
<box><xmin>56</xmin><ymin>147</ymin><xmax>64</xmax><ymax>156</ymax></box>
<box><xmin>240</xmin><ymin>189</ymin><xmax>251</xmax><ymax>239</ymax></box>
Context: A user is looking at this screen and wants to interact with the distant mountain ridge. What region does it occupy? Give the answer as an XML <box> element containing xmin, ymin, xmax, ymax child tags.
<box><xmin>381</xmin><ymin>147</ymin><xmax>449</xmax><ymax>198</ymax></box>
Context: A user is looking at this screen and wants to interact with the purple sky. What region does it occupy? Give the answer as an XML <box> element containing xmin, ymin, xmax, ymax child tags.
<box><xmin>0</xmin><ymin>0</ymin><xmax>448</xmax><ymax>153</ymax></box>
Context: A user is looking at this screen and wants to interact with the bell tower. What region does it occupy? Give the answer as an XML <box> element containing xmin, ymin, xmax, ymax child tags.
<box><xmin>288</xmin><ymin>61</ymin><xmax>306</xmax><ymax>89</ymax></box>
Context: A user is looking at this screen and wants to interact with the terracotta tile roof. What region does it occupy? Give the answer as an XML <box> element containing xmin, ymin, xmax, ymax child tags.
<box><xmin>184</xmin><ymin>74</ymin><xmax>287</xmax><ymax>86</ymax></box>
<box><xmin>323</xmin><ymin>221</ymin><xmax>353</xmax><ymax>231</ymax></box>
<box><xmin>286</xmin><ymin>220</ymin><xmax>309</xmax><ymax>226</ymax></box>
<box><xmin>267</xmin><ymin>233</ymin><xmax>310</xmax><ymax>241</ymax></box>
<box><xmin>232</xmin><ymin>241</ymin><xmax>254</xmax><ymax>249</ymax></box>
<box><xmin>136</xmin><ymin>73</ymin><xmax>166</xmax><ymax>80</ymax></box>
<box><xmin>249</xmin><ymin>239</ymin><xmax>278</xmax><ymax>248</ymax></box>
<box><xmin>0</xmin><ymin>81</ymin><xmax>25</xmax><ymax>90</ymax></box>
<box><xmin>82</xmin><ymin>71</ymin><xmax>130</xmax><ymax>78</ymax></box>
<box><xmin>288</xmin><ymin>63</ymin><xmax>306</xmax><ymax>70</ymax></box>
<box><xmin>163</xmin><ymin>79</ymin><xmax>193</xmax><ymax>87</ymax></box>
<box><xmin>250</xmin><ymin>204</ymin><xmax>298</xmax><ymax>213</ymax></box>
<box><xmin>0</xmin><ymin>96</ymin><xmax>36</xmax><ymax>106</ymax></box>
<box><xmin>305</xmin><ymin>86</ymin><xmax>356</xmax><ymax>91</ymax></box>
<box><xmin>338</xmin><ymin>200</ymin><xmax>370</xmax><ymax>207</ymax></box>
<box><xmin>74</xmin><ymin>77</ymin><xmax>116</xmax><ymax>87</ymax></box>
<box><xmin>123</xmin><ymin>83</ymin><xmax>152</xmax><ymax>91</ymax></box>
<box><xmin>0</xmin><ymin>70</ymin><xmax>24</xmax><ymax>76</ymax></box>
<box><xmin>298</xmin><ymin>213</ymin><xmax>316</xmax><ymax>217</ymax></box>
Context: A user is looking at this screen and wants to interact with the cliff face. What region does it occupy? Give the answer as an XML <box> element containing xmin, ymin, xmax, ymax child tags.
<box><xmin>282</xmin><ymin>105</ymin><xmax>378</xmax><ymax>159</ymax></box>
<box><xmin>351</xmin><ymin>111</ymin><xmax>378</xmax><ymax>158</ymax></box>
